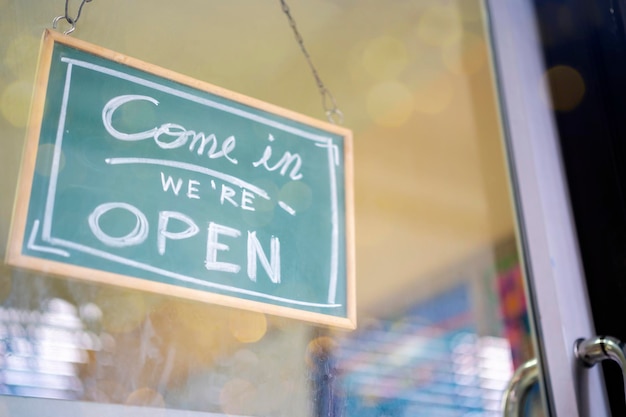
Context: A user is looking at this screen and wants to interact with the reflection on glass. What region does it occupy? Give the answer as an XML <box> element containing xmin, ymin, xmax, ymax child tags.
<box><xmin>0</xmin><ymin>0</ymin><xmax>543</xmax><ymax>416</ymax></box>
<box><xmin>0</xmin><ymin>298</ymin><xmax>100</xmax><ymax>399</ymax></box>
<box><xmin>0</xmin><ymin>253</ymin><xmax>531</xmax><ymax>415</ymax></box>
<box><xmin>328</xmin><ymin>286</ymin><xmax>513</xmax><ymax>417</ymax></box>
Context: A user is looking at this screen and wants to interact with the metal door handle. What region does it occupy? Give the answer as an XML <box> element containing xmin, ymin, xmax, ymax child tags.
<box><xmin>502</xmin><ymin>336</ymin><xmax>626</xmax><ymax>417</ymax></box>
<box><xmin>575</xmin><ymin>336</ymin><xmax>626</xmax><ymax>401</ymax></box>
<box><xmin>502</xmin><ymin>358</ymin><xmax>539</xmax><ymax>417</ymax></box>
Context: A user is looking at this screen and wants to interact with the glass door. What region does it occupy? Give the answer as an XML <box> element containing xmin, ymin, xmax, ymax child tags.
<box><xmin>490</xmin><ymin>0</ymin><xmax>626</xmax><ymax>416</ymax></box>
<box><xmin>0</xmin><ymin>0</ymin><xmax>555</xmax><ymax>416</ymax></box>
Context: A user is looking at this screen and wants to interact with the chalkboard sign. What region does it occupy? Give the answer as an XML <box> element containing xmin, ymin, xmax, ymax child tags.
<box><xmin>7</xmin><ymin>30</ymin><xmax>355</xmax><ymax>329</ymax></box>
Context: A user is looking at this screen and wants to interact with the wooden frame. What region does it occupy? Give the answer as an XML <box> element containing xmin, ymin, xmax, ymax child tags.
<box><xmin>7</xmin><ymin>29</ymin><xmax>356</xmax><ymax>329</ymax></box>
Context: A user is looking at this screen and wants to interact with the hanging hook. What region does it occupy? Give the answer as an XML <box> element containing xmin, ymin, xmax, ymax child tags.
<box><xmin>52</xmin><ymin>15</ymin><xmax>76</xmax><ymax>35</ymax></box>
<box><xmin>52</xmin><ymin>0</ymin><xmax>94</xmax><ymax>35</ymax></box>
<box><xmin>321</xmin><ymin>88</ymin><xmax>344</xmax><ymax>125</ymax></box>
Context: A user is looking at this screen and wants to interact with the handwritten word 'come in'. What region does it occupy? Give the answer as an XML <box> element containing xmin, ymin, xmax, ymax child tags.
<box><xmin>102</xmin><ymin>95</ymin><xmax>305</xmax><ymax>181</ymax></box>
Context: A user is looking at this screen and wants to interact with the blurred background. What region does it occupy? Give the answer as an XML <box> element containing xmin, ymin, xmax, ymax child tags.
<box><xmin>0</xmin><ymin>0</ymin><xmax>540</xmax><ymax>416</ymax></box>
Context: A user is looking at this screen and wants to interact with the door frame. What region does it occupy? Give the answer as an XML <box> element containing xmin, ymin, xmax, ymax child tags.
<box><xmin>485</xmin><ymin>1</ymin><xmax>609</xmax><ymax>416</ymax></box>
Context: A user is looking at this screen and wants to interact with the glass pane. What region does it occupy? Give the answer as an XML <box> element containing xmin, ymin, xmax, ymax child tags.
<box><xmin>0</xmin><ymin>1</ymin><xmax>547</xmax><ymax>416</ymax></box>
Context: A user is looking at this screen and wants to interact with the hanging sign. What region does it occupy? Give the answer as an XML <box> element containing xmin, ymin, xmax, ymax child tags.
<box><xmin>7</xmin><ymin>30</ymin><xmax>356</xmax><ymax>329</ymax></box>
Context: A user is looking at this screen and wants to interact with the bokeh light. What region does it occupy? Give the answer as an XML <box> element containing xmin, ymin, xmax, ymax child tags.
<box><xmin>96</xmin><ymin>289</ymin><xmax>148</xmax><ymax>334</ymax></box>
<box><xmin>278</xmin><ymin>181</ymin><xmax>313</xmax><ymax>213</ymax></box>
<box><xmin>4</xmin><ymin>35</ymin><xmax>39</xmax><ymax>80</ymax></box>
<box><xmin>413</xmin><ymin>71</ymin><xmax>455</xmax><ymax>115</ymax></box>
<box><xmin>79</xmin><ymin>302</ymin><xmax>103</xmax><ymax>323</ymax></box>
<box><xmin>232</xmin><ymin>348</ymin><xmax>259</xmax><ymax>369</ymax></box>
<box><xmin>229</xmin><ymin>309</ymin><xmax>267</xmax><ymax>343</ymax></box>
<box><xmin>219</xmin><ymin>377</ymin><xmax>257</xmax><ymax>416</ymax></box>
<box><xmin>125</xmin><ymin>387</ymin><xmax>165</xmax><ymax>408</ymax></box>
<box><xmin>366</xmin><ymin>81</ymin><xmax>414</xmax><ymax>127</ymax></box>
<box><xmin>362</xmin><ymin>36</ymin><xmax>409</xmax><ymax>80</ymax></box>
<box><xmin>441</xmin><ymin>32</ymin><xmax>487</xmax><ymax>75</ymax></box>
<box><xmin>150</xmin><ymin>300</ymin><xmax>236</xmax><ymax>369</ymax></box>
<box><xmin>416</xmin><ymin>5</ymin><xmax>463</xmax><ymax>48</ymax></box>
<box><xmin>305</xmin><ymin>336</ymin><xmax>336</xmax><ymax>368</ymax></box>
<box><xmin>242</xmin><ymin>179</ymin><xmax>278</xmax><ymax>228</ymax></box>
<box><xmin>544</xmin><ymin>65</ymin><xmax>586</xmax><ymax>111</ymax></box>
<box><xmin>1</xmin><ymin>80</ymin><xmax>33</xmax><ymax>127</ymax></box>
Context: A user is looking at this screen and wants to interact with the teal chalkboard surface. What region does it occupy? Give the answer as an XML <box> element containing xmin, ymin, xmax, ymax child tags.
<box><xmin>7</xmin><ymin>30</ymin><xmax>355</xmax><ymax>329</ymax></box>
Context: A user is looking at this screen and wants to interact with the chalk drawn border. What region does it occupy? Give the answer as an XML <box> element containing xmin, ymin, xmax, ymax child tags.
<box><xmin>33</xmin><ymin>55</ymin><xmax>342</xmax><ymax>308</ymax></box>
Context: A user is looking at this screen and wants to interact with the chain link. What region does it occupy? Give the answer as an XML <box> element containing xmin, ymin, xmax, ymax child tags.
<box><xmin>280</xmin><ymin>0</ymin><xmax>344</xmax><ymax>124</ymax></box>
<box><xmin>52</xmin><ymin>0</ymin><xmax>94</xmax><ymax>35</ymax></box>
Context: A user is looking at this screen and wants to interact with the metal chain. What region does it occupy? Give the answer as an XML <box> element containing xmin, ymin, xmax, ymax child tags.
<box><xmin>52</xmin><ymin>0</ymin><xmax>94</xmax><ymax>35</ymax></box>
<box><xmin>279</xmin><ymin>0</ymin><xmax>344</xmax><ymax>124</ymax></box>
<box><xmin>49</xmin><ymin>0</ymin><xmax>342</xmax><ymax>122</ymax></box>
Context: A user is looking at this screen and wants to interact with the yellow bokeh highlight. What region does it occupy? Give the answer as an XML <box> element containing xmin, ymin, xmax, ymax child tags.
<box><xmin>362</xmin><ymin>36</ymin><xmax>409</xmax><ymax>80</ymax></box>
<box><xmin>250</xmin><ymin>179</ymin><xmax>279</xmax><ymax>213</ymax></box>
<box><xmin>220</xmin><ymin>378</ymin><xmax>257</xmax><ymax>416</ymax></box>
<box><xmin>305</xmin><ymin>336</ymin><xmax>336</xmax><ymax>368</ymax></box>
<box><xmin>417</xmin><ymin>5</ymin><xmax>463</xmax><ymax>48</ymax></box>
<box><xmin>169</xmin><ymin>301</ymin><xmax>230</xmax><ymax>340</ymax></box>
<box><xmin>125</xmin><ymin>387</ymin><xmax>165</xmax><ymax>408</ymax></box>
<box><xmin>278</xmin><ymin>181</ymin><xmax>313</xmax><ymax>213</ymax></box>
<box><xmin>229</xmin><ymin>310</ymin><xmax>267</xmax><ymax>343</ymax></box>
<box><xmin>146</xmin><ymin>301</ymin><xmax>238</xmax><ymax>379</ymax></box>
<box><xmin>544</xmin><ymin>65</ymin><xmax>586</xmax><ymax>111</ymax></box>
<box><xmin>4</xmin><ymin>35</ymin><xmax>39</xmax><ymax>80</ymax></box>
<box><xmin>413</xmin><ymin>72</ymin><xmax>455</xmax><ymax>115</ymax></box>
<box><xmin>1</xmin><ymin>80</ymin><xmax>33</xmax><ymax>127</ymax></box>
<box><xmin>232</xmin><ymin>348</ymin><xmax>259</xmax><ymax>368</ymax></box>
<box><xmin>367</xmin><ymin>81</ymin><xmax>414</xmax><ymax>127</ymax></box>
<box><xmin>441</xmin><ymin>32</ymin><xmax>487</xmax><ymax>75</ymax></box>
<box><xmin>242</xmin><ymin>179</ymin><xmax>277</xmax><ymax>228</ymax></box>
